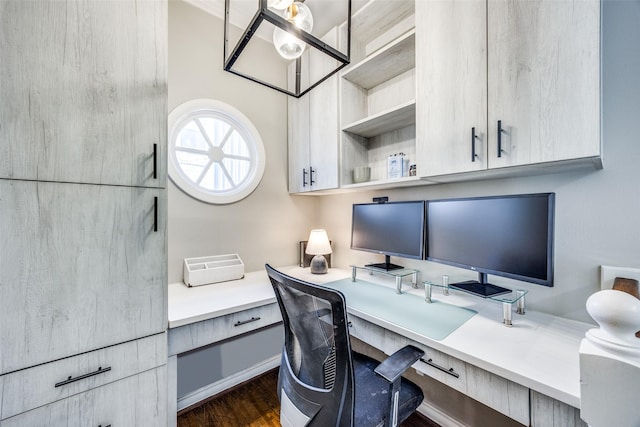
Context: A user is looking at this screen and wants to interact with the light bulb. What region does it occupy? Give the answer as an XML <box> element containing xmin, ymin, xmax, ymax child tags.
<box><xmin>272</xmin><ymin>1</ymin><xmax>314</xmax><ymax>60</ymax></box>
<box><xmin>273</xmin><ymin>28</ymin><xmax>307</xmax><ymax>60</ymax></box>
<box><xmin>284</xmin><ymin>2</ymin><xmax>313</xmax><ymax>32</ymax></box>
<box><xmin>267</xmin><ymin>0</ymin><xmax>294</xmax><ymax>10</ymax></box>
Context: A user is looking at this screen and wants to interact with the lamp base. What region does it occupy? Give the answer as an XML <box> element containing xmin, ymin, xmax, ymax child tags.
<box><xmin>309</xmin><ymin>255</ymin><xmax>328</xmax><ymax>274</ymax></box>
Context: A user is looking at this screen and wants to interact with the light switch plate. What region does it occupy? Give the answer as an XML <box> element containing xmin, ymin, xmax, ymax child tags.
<box><xmin>600</xmin><ymin>265</ymin><xmax>640</xmax><ymax>290</ymax></box>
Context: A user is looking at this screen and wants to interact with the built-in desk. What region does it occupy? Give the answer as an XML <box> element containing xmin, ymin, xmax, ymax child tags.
<box><xmin>167</xmin><ymin>266</ymin><xmax>592</xmax><ymax>426</ymax></box>
<box><xmin>277</xmin><ymin>266</ymin><xmax>592</xmax><ymax>426</ymax></box>
<box><xmin>167</xmin><ymin>270</ymin><xmax>281</xmax><ymax>427</ymax></box>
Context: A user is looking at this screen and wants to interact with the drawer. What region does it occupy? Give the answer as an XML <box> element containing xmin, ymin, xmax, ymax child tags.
<box><xmin>348</xmin><ymin>315</ymin><xmax>386</xmax><ymax>351</ymax></box>
<box><xmin>168</xmin><ymin>302</ymin><xmax>282</xmax><ymax>356</ymax></box>
<box><xmin>0</xmin><ymin>333</ymin><xmax>166</xmax><ymax>419</ymax></box>
<box><xmin>465</xmin><ymin>363</ymin><xmax>529</xmax><ymax>425</ymax></box>
<box><xmin>406</xmin><ymin>339</ymin><xmax>467</xmax><ymax>395</ymax></box>
<box><xmin>0</xmin><ymin>366</ymin><xmax>167</xmax><ymax>427</ymax></box>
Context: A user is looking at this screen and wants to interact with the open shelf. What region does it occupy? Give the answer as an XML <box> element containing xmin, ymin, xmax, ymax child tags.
<box><xmin>342</xmin><ymin>100</ymin><xmax>416</xmax><ymax>138</ymax></box>
<box><xmin>351</xmin><ymin>0</ymin><xmax>415</xmax><ymax>47</ymax></box>
<box><xmin>342</xmin><ymin>30</ymin><xmax>415</xmax><ymax>90</ymax></box>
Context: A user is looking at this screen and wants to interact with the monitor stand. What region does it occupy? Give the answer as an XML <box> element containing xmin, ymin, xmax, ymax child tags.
<box><xmin>365</xmin><ymin>255</ymin><xmax>403</xmax><ymax>271</ymax></box>
<box><xmin>450</xmin><ymin>272</ymin><xmax>511</xmax><ymax>298</ymax></box>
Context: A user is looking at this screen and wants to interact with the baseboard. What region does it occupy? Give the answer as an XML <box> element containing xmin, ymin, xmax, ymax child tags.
<box><xmin>177</xmin><ymin>355</ymin><xmax>281</xmax><ymax>412</ymax></box>
<box><xmin>417</xmin><ymin>401</ymin><xmax>466</xmax><ymax>427</ymax></box>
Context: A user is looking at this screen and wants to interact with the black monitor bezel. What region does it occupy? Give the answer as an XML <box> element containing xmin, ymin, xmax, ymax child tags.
<box><xmin>350</xmin><ymin>200</ymin><xmax>427</xmax><ymax>261</ymax></box>
<box><xmin>426</xmin><ymin>193</ymin><xmax>555</xmax><ymax>287</ymax></box>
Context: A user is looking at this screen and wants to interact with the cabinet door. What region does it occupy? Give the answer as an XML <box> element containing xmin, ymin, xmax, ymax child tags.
<box><xmin>416</xmin><ymin>0</ymin><xmax>488</xmax><ymax>177</ymax></box>
<box><xmin>0</xmin><ymin>0</ymin><xmax>167</xmax><ymax>188</ymax></box>
<box><xmin>0</xmin><ymin>180</ymin><xmax>167</xmax><ymax>374</ymax></box>
<box><xmin>308</xmin><ymin>28</ymin><xmax>340</xmax><ymax>191</ymax></box>
<box><xmin>288</xmin><ymin>92</ymin><xmax>311</xmax><ymax>193</ymax></box>
<box><xmin>487</xmin><ymin>0</ymin><xmax>600</xmax><ymax>168</ymax></box>
<box><xmin>0</xmin><ymin>367</ymin><xmax>167</xmax><ymax>427</ymax></box>
<box><xmin>287</xmin><ymin>54</ymin><xmax>312</xmax><ymax>194</ymax></box>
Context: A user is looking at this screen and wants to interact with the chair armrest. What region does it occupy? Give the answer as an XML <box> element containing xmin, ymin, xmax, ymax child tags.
<box><xmin>374</xmin><ymin>345</ymin><xmax>425</xmax><ymax>383</ymax></box>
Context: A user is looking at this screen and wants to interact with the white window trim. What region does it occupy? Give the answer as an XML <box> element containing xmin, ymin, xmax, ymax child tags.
<box><xmin>168</xmin><ymin>99</ymin><xmax>266</xmax><ymax>204</ymax></box>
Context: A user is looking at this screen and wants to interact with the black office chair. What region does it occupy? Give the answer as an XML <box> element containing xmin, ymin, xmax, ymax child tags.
<box><xmin>266</xmin><ymin>264</ymin><xmax>425</xmax><ymax>427</ymax></box>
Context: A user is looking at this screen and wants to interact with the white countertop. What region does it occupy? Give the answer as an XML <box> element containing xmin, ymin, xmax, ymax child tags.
<box><xmin>276</xmin><ymin>266</ymin><xmax>593</xmax><ymax>408</ymax></box>
<box><xmin>167</xmin><ymin>265</ymin><xmax>592</xmax><ymax>408</ymax></box>
<box><xmin>167</xmin><ymin>270</ymin><xmax>276</xmax><ymax>328</ymax></box>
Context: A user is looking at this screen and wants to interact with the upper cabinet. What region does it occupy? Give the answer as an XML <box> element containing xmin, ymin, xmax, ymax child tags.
<box><xmin>0</xmin><ymin>0</ymin><xmax>167</xmax><ymax>188</ymax></box>
<box><xmin>417</xmin><ymin>0</ymin><xmax>601</xmax><ymax>179</ymax></box>
<box><xmin>340</xmin><ymin>0</ymin><xmax>419</xmax><ymax>188</ymax></box>
<box><xmin>288</xmin><ymin>29</ymin><xmax>340</xmax><ymax>194</ymax></box>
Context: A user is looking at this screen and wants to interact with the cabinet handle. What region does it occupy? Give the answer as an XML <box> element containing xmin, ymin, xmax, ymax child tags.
<box><xmin>55</xmin><ymin>366</ymin><xmax>112</xmax><ymax>388</ymax></box>
<box><xmin>234</xmin><ymin>316</ymin><xmax>261</xmax><ymax>327</ymax></box>
<box><xmin>153</xmin><ymin>196</ymin><xmax>158</xmax><ymax>232</ymax></box>
<box><xmin>471</xmin><ymin>127</ymin><xmax>479</xmax><ymax>162</ymax></box>
<box><xmin>153</xmin><ymin>143</ymin><xmax>158</xmax><ymax>179</ymax></box>
<box><xmin>302</xmin><ymin>168</ymin><xmax>308</xmax><ymax>187</ymax></box>
<box><xmin>497</xmin><ymin>120</ymin><xmax>504</xmax><ymax>158</ymax></box>
<box><xmin>419</xmin><ymin>357</ymin><xmax>459</xmax><ymax>378</ymax></box>
<box><xmin>309</xmin><ymin>167</ymin><xmax>315</xmax><ymax>186</ymax></box>
<box><xmin>98</xmin><ymin>425</ymin><xmax>112</xmax><ymax>427</ymax></box>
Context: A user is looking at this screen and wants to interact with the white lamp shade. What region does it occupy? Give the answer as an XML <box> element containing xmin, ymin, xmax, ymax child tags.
<box><xmin>305</xmin><ymin>229</ymin><xmax>332</xmax><ymax>255</ymax></box>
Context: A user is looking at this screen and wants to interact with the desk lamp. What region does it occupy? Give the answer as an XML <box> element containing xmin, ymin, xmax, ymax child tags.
<box><xmin>306</xmin><ymin>229</ymin><xmax>332</xmax><ymax>274</ymax></box>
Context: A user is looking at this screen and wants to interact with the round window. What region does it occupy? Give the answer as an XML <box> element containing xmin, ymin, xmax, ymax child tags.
<box><xmin>168</xmin><ymin>99</ymin><xmax>266</xmax><ymax>204</ymax></box>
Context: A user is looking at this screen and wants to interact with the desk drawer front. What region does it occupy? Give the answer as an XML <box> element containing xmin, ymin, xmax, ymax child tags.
<box><xmin>1</xmin><ymin>366</ymin><xmax>166</xmax><ymax>427</ymax></box>
<box><xmin>0</xmin><ymin>333</ymin><xmax>166</xmax><ymax>419</ymax></box>
<box><xmin>403</xmin><ymin>339</ymin><xmax>467</xmax><ymax>394</ymax></box>
<box><xmin>168</xmin><ymin>303</ymin><xmax>281</xmax><ymax>356</ymax></box>
<box><xmin>348</xmin><ymin>315</ymin><xmax>386</xmax><ymax>351</ymax></box>
<box><xmin>466</xmin><ymin>363</ymin><xmax>529</xmax><ymax>425</ymax></box>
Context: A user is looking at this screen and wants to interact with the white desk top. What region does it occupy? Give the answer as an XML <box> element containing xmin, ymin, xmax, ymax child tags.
<box><xmin>167</xmin><ymin>266</ymin><xmax>592</xmax><ymax>408</ymax></box>
<box><xmin>277</xmin><ymin>266</ymin><xmax>593</xmax><ymax>408</ymax></box>
<box><xmin>167</xmin><ymin>270</ymin><xmax>276</xmax><ymax>328</ymax></box>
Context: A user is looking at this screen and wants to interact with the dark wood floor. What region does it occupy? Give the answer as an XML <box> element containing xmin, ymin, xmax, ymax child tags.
<box><xmin>178</xmin><ymin>369</ymin><xmax>439</xmax><ymax>427</ymax></box>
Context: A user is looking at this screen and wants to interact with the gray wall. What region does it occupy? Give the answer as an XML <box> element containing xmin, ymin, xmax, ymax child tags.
<box><xmin>168</xmin><ymin>0</ymin><xmax>318</xmax><ymax>282</ymax></box>
<box><xmin>169</xmin><ymin>0</ymin><xmax>640</xmax><ymax>324</ymax></box>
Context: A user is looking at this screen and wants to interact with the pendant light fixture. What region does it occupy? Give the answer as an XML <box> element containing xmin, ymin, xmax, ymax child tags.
<box><xmin>224</xmin><ymin>0</ymin><xmax>351</xmax><ymax>98</ymax></box>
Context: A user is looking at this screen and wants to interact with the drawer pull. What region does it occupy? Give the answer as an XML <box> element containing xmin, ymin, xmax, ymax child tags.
<box><xmin>234</xmin><ymin>317</ymin><xmax>261</xmax><ymax>327</ymax></box>
<box><xmin>420</xmin><ymin>357</ymin><xmax>459</xmax><ymax>378</ymax></box>
<box><xmin>55</xmin><ymin>366</ymin><xmax>112</xmax><ymax>388</ymax></box>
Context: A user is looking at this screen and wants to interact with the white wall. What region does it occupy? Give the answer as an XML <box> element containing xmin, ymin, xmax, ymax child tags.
<box><xmin>169</xmin><ymin>0</ymin><xmax>640</xmax><ymax>323</ymax></box>
<box><xmin>168</xmin><ymin>0</ymin><xmax>319</xmax><ymax>282</ymax></box>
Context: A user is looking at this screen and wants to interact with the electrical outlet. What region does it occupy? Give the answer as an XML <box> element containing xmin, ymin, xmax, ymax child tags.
<box><xmin>600</xmin><ymin>265</ymin><xmax>640</xmax><ymax>290</ymax></box>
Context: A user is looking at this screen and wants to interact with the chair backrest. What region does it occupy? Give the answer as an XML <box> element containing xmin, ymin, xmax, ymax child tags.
<box><xmin>266</xmin><ymin>264</ymin><xmax>355</xmax><ymax>427</ymax></box>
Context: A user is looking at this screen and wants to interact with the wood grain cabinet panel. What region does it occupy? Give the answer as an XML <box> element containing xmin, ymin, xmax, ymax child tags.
<box><xmin>0</xmin><ymin>0</ymin><xmax>167</xmax><ymax>187</ymax></box>
<box><xmin>0</xmin><ymin>366</ymin><xmax>167</xmax><ymax>427</ymax></box>
<box><xmin>465</xmin><ymin>363</ymin><xmax>530</xmax><ymax>425</ymax></box>
<box><xmin>0</xmin><ymin>180</ymin><xmax>167</xmax><ymax>374</ymax></box>
<box><xmin>0</xmin><ymin>334</ymin><xmax>166</xmax><ymax>419</ymax></box>
<box><xmin>168</xmin><ymin>303</ymin><xmax>282</xmax><ymax>357</ymax></box>
<box><xmin>530</xmin><ymin>390</ymin><xmax>587</xmax><ymax>427</ymax></box>
<box><xmin>416</xmin><ymin>0</ymin><xmax>488</xmax><ymax>177</ymax></box>
<box><xmin>487</xmin><ymin>0</ymin><xmax>600</xmax><ymax>169</ymax></box>
<box><xmin>417</xmin><ymin>0</ymin><xmax>600</xmax><ymax>178</ymax></box>
<box><xmin>288</xmin><ymin>28</ymin><xmax>340</xmax><ymax>193</ymax></box>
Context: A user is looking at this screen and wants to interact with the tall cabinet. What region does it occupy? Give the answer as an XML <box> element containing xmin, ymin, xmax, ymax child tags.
<box><xmin>288</xmin><ymin>28</ymin><xmax>340</xmax><ymax>193</ymax></box>
<box><xmin>417</xmin><ymin>0</ymin><xmax>601</xmax><ymax>179</ymax></box>
<box><xmin>0</xmin><ymin>1</ymin><xmax>167</xmax><ymax>425</ymax></box>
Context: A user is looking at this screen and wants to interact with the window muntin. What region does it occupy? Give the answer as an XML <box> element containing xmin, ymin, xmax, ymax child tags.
<box><xmin>168</xmin><ymin>99</ymin><xmax>265</xmax><ymax>204</ymax></box>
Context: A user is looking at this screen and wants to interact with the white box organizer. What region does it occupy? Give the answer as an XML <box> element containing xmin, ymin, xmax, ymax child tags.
<box><xmin>183</xmin><ymin>254</ymin><xmax>245</xmax><ymax>287</ymax></box>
